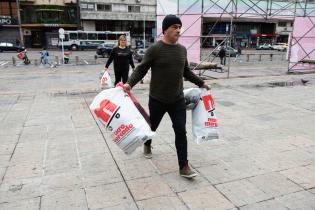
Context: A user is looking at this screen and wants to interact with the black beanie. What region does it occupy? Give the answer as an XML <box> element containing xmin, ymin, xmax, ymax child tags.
<box><xmin>162</xmin><ymin>15</ymin><xmax>182</xmax><ymax>34</ymax></box>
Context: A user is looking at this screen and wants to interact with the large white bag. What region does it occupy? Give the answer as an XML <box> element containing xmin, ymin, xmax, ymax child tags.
<box><xmin>100</xmin><ymin>71</ymin><xmax>113</xmax><ymax>89</ymax></box>
<box><xmin>90</xmin><ymin>87</ymin><xmax>154</xmax><ymax>154</ymax></box>
<box><xmin>184</xmin><ymin>88</ymin><xmax>219</xmax><ymax>144</ymax></box>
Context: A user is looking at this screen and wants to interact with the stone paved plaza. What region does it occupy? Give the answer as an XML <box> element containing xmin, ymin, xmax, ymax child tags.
<box><xmin>0</xmin><ymin>61</ymin><xmax>315</xmax><ymax>210</ymax></box>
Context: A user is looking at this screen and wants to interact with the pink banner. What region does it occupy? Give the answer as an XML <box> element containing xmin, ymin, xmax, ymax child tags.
<box><xmin>288</xmin><ymin>17</ymin><xmax>315</xmax><ymax>71</ymax></box>
<box><xmin>157</xmin><ymin>14</ymin><xmax>201</xmax><ymax>63</ymax></box>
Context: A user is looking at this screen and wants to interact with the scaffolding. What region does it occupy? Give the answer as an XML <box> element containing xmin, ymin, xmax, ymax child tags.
<box><xmin>157</xmin><ymin>0</ymin><xmax>315</xmax><ymax>77</ymax></box>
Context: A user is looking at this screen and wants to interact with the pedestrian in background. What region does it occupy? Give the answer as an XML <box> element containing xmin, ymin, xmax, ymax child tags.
<box><xmin>40</xmin><ymin>48</ymin><xmax>51</xmax><ymax>67</ymax></box>
<box><xmin>218</xmin><ymin>47</ymin><xmax>226</xmax><ymax>65</ymax></box>
<box><xmin>123</xmin><ymin>14</ymin><xmax>210</xmax><ymax>178</ymax></box>
<box><xmin>105</xmin><ymin>35</ymin><xmax>135</xmax><ymax>86</ymax></box>
<box><xmin>234</xmin><ymin>46</ymin><xmax>242</xmax><ymax>62</ymax></box>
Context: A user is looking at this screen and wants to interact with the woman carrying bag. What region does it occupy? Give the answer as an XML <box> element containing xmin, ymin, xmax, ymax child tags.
<box><xmin>105</xmin><ymin>35</ymin><xmax>135</xmax><ymax>86</ymax></box>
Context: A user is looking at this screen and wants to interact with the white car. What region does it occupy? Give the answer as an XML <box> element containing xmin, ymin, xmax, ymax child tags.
<box><xmin>272</xmin><ymin>43</ymin><xmax>288</xmax><ymax>51</ymax></box>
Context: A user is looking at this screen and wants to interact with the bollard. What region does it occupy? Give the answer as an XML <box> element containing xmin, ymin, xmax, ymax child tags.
<box><xmin>75</xmin><ymin>56</ymin><xmax>79</xmax><ymax>65</ymax></box>
<box><xmin>246</xmin><ymin>54</ymin><xmax>250</xmax><ymax>62</ymax></box>
<box><xmin>270</xmin><ymin>54</ymin><xmax>273</xmax><ymax>61</ymax></box>
<box><xmin>94</xmin><ymin>54</ymin><xmax>98</xmax><ymax>65</ymax></box>
<box><xmin>54</xmin><ymin>56</ymin><xmax>59</xmax><ymax>65</ymax></box>
<box><xmin>34</xmin><ymin>59</ymin><xmax>38</xmax><ymax>66</ymax></box>
<box><xmin>12</xmin><ymin>57</ymin><xmax>16</xmax><ymax>66</ymax></box>
<box><xmin>258</xmin><ymin>54</ymin><xmax>262</xmax><ymax>61</ymax></box>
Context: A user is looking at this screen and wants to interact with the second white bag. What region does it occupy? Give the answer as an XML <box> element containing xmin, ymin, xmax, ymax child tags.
<box><xmin>90</xmin><ymin>87</ymin><xmax>154</xmax><ymax>154</ymax></box>
<box><xmin>100</xmin><ymin>71</ymin><xmax>113</xmax><ymax>89</ymax></box>
<box><xmin>186</xmin><ymin>88</ymin><xmax>219</xmax><ymax>144</ymax></box>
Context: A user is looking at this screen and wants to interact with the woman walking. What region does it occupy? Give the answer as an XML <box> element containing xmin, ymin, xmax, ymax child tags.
<box><xmin>105</xmin><ymin>35</ymin><xmax>135</xmax><ymax>86</ymax></box>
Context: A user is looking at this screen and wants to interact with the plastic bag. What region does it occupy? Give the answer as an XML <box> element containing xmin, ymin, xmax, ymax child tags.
<box><xmin>90</xmin><ymin>87</ymin><xmax>154</xmax><ymax>154</ymax></box>
<box><xmin>100</xmin><ymin>71</ymin><xmax>113</xmax><ymax>89</ymax></box>
<box><xmin>183</xmin><ymin>88</ymin><xmax>202</xmax><ymax>110</ymax></box>
<box><xmin>184</xmin><ymin>88</ymin><xmax>219</xmax><ymax>144</ymax></box>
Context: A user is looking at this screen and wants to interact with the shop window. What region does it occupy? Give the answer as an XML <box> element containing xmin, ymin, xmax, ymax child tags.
<box><xmin>97</xmin><ymin>4</ymin><xmax>111</xmax><ymax>12</ymax></box>
<box><xmin>128</xmin><ymin>5</ymin><xmax>140</xmax><ymax>13</ymax></box>
<box><xmin>278</xmin><ymin>22</ymin><xmax>287</xmax><ymax>27</ymax></box>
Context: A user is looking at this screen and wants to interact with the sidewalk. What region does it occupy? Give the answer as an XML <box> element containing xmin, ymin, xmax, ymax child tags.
<box><xmin>0</xmin><ymin>64</ymin><xmax>315</xmax><ymax>209</ymax></box>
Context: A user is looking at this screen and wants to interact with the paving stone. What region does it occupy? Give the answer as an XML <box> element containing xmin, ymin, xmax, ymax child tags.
<box><xmin>178</xmin><ymin>185</ymin><xmax>235</xmax><ymax>210</ymax></box>
<box><xmin>137</xmin><ymin>194</ymin><xmax>187</xmax><ymax>210</ymax></box>
<box><xmin>82</xmin><ymin>168</ymin><xmax>123</xmax><ymax>187</ymax></box>
<box><xmin>280</xmin><ymin>165</ymin><xmax>315</xmax><ymax>189</ymax></box>
<box><xmin>275</xmin><ymin>190</ymin><xmax>315</xmax><ymax>210</ymax></box>
<box><xmin>150</xmin><ymin>155</ymin><xmax>179</xmax><ymax>174</ymax></box>
<box><xmin>117</xmin><ymin>158</ymin><xmax>158</xmax><ymax>181</ymax></box>
<box><xmin>215</xmin><ymin>179</ymin><xmax>272</xmax><ymax>207</ymax></box>
<box><xmin>85</xmin><ymin>182</ymin><xmax>135</xmax><ymax>210</ymax></box>
<box><xmin>0</xmin><ymin>177</ymin><xmax>42</xmax><ymax>203</ymax></box>
<box><xmin>0</xmin><ymin>134</ymin><xmax>19</xmax><ymax>144</ymax></box>
<box><xmin>79</xmin><ymin>152</ymin><xmax>116</xmax><ymax>171</ymax></box>
<box><xmin>0</xmin><ymin>154</ymin><xmax>10</xmax><ymax>168</ymax></box>
<box><xmin>40</xmin><ymin>172</ymin><xmax>83</xmax><ymax>195</ymax></box>
<box><xmin>41</xmin><ymin>189</ymin><xmax>88</xmax><ymax>210</ymax></box>
<box><xmin>4</xmin><ymin>161</ymin><xmax>43</xmax><ymax>180</ymax></box>
<box><xmin>247</xmin><ymin>172</ymin><xmax>303</xmax><ymax>197</ymax></box>
<box><xmin>127</xmin><ymin>175</ymin><xmax>173</xmax><ymax>201</ymax></box>
<box><xmin>197</xmin><ymin>160</ymin><xmax>243</xmax><ymax>184</ymax></box>
<box><xmin>0</xmin><ymin>197</ymin><xmax>40</xmax><ymax>210</ymax></box>
<box><xmin>240</xmin><ymin>198</ymin><xmax>288</xmax><ymax>210</ymax></box>
<box><xmin>162</xmin><ymin>171</ymin><xmax>210</xmax><ymax>193</ymax></box>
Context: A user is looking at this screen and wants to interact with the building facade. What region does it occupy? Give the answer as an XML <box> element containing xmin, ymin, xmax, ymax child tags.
<box><xmin>19</xmin><ymin>0</ymin><xmax>79</xmax><ymax>48</ymax></box>
<box><xmin>80</xmin><ymin>0</ymin><xmax>156</xmax><ymax>46</ymax></box>
<box><xmin>0</xmin><ymin>0</ymin><xmax>20</xmax><ymax>43</ymax></box>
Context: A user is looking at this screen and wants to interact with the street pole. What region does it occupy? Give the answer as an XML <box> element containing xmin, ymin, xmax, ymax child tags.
<box><xmin>15</xmin><ymin>0</ymin><xmax>24</xmax><ymax>46</ymax></box>
<box><xmin>143</xmin><ymin>14</ymin><xmax>146</xmax><ymax>49</ymax></box>
<box><xmin>227</xmin><ymin>15</ymin><xmax>233</xmax><ymax>78</ymax></box>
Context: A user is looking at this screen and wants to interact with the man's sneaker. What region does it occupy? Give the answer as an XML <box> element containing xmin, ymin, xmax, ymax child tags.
<box><xmin>179</xmin><ymin>163</ymin><xmax>197</xmax><ymax>178</ymax></box>
<box><xmin>143</xmin><ymin>144</ymin><xmax>152</xmax><ymax>159</ymax></box>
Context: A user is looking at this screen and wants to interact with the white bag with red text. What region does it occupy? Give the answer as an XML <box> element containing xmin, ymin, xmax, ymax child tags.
<box><xmin>100</xmin><ymin>71</ymin><xmax>113</xmax><ymax>89</ymax></box>
<box><xmin>185</xmin><ymin>88</ymin><xmax>219</xmax><ymax>144</ymax></box>
<box><xmin>90</xmin><ymin>87</ymin><xmax>154</xmax><ymax>154</ymax></box>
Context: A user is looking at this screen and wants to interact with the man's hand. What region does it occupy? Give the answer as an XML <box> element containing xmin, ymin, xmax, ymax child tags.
<box><xmin>123</xmin><ymin>83</ymin><xmax>131</xmax><ymax>92</ymax></box>
<box><xmin>104</xmin><ymin>67</ymin><xmax>108</xmax><ymax>71</ymax></box>
<box><xmin>201</xmin><ymin>83</ymin><xmax>211</xmax><ymax>90</ymax></box>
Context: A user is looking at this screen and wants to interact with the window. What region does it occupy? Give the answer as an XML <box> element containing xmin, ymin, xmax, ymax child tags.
<box><xmin>81</xmin><ymin>3</ymin><xmax>95</xmax><ymax>10</ymax></box>
<box><xmin>278</xmin><ymin>22</ymin><xmax>286</xmax><ymax>27</ymax></box>
<box><xmin>98</xmin><ymin>33</ymin><xmax>106</xmax><ymax>40</ymax></box>
<box><xmin>97</xmin><ymin>4</ymin><xmax>111</xmax><ymax>11</ymax></box>
<box><xmin>128</xmin><ymin>5</ymin><xmax>140</xmax><ymax>13</ymax></box>
<box><xmin>108</xmin><ymin>34</ymin><xmax>117</xmax><ymax>40</ymax></box>
<box><xmin>88</xmin><ymin>33</ymin><xmax>97</xmax><ymax>40</ymax></box>
<box><xmin>78</xmin><ymin>32</ymin><xmax>87</xmax><ymax>40</ymax></box>
<box><xmin>70</xmin><ymin>33</ymin><xmax>78</xmax><ymax>40</ymax></box>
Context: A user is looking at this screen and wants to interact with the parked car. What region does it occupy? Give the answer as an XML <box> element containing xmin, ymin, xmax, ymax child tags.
<box><xmin>272</xmin><ymin>43</ymin><xmax>288</xmax><ymax>51</ymax></box>
<box><xmin>96</xmin><ymin>43</ymin><xmax>114</xmax><ymax>58</ymax></box>
<box><xmin>133</xmin><ymin>48</ymin><xmax>146</xmax><ymax>62</ymax></box>
<box><xmin>211</xmin><ymin>46</ymin><xmax>237</xmax><ymax>57</ymax></box>
<box><xmin>256</xmin><ymin>43</ymin><xmax>272</xmax><ymax>50</ymax></box>
<box><xmin>0</xmin><ymin>42</ymin><xmax>25</xmax><ymax>52</ymax></box>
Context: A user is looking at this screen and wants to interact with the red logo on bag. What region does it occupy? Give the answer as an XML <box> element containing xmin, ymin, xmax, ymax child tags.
<box><xmin>94</xmin><ymin>99</ymin><xmax>118</xmax><ymax>124</ymax></box>
<box><xmin>202</xmin><ymin>94</ymin><xmax>215</xmax><ymax>112</ymax></box>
